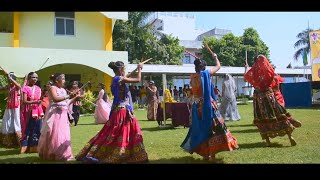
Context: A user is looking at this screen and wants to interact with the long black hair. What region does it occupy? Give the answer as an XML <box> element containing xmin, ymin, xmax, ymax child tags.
<box><xmin>98</xmin><ymin>83</ymin><xmax>108</xmax><ymax>102</ymax></box>
<box><xmin>8</xmin><ymin>72</ymin><xmax>16</xmax><ymax>80</ymax></box>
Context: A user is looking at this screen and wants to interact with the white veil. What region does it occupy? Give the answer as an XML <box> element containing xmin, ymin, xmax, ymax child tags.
<box><xmin>223</xmin><ymin>74</ymin><xmax>236</xmax><ymax>101</ymax></box>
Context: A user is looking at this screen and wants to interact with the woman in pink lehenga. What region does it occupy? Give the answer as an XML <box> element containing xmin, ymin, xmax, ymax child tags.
<box><xmin>38</xmin><ymin>73</ymin><xmax>81</xmax><ymax>161</ymax></box>
<box><xmin>94</xmin><ymin>83</ymin><xmax>111</xmax><ymax>124</ymax></box>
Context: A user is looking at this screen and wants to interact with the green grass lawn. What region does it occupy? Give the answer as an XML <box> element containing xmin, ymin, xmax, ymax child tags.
<box><xmin>1</xmin><ymin>103</ymin><xmax>320</xmax><ymax>164</ymax></box>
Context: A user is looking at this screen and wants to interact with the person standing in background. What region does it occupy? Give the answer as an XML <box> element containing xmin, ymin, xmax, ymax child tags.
<box><xmin>146</xmin><ymin>81</ymin><xmax>159</xmax><ymax>121</ymax></box>
<box><xmin>0</xmin><ymin>72</ymin><xmax>22</xmax><ymax>148</ymax></box>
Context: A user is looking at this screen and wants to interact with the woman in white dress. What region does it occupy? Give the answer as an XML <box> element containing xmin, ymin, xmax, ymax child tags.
<box><xmin>94</xmin><ymin>83</ymin><xmax>111</xmax><ymax>124</ymax></box>
<box><xmin>218</xmin><ymin>74</ymin><xmax>241</xmax><ymax>121</ymax></box>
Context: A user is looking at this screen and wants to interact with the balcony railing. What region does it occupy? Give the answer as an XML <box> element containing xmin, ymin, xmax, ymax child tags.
<box><xmin>144</xmin><ymin>12</ymin><xmax>195</xmax><ymax>25</ymax></box>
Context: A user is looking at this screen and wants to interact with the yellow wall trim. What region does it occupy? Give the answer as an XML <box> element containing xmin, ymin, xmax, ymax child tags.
<box><xmin>103</xmin><ymin>73</ymin><xmax>112</xmax><ymax>94</ymax></box>
<box><xmin>13</xmin><ymin>12</ymin><xmax>20</xmax><ymax>48</ymax></box>
<box><xmin>105</xmin><ymin>17</ymin><xmax>112</xmax><ymax>51</ymax></box>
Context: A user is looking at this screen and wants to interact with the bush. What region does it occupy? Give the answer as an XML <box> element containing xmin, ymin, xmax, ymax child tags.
<box><xmin>243</xmin><ymin>97</ymin><xmax>248</xmax><ymax>104</ymax></box>
<box><xmin>0</xmin><ymin>93</ymin><xmax>6</xmax><ymax>119</ymax></box>
<box><xmin>237</xmin><ymin>94</ymin><xmax>253</xmax><ymax>101</ymax></box>
<box><xmin>133</xmin><ymin>103</ymin><xmax>139</xmax><ymax>110</ymax></box>
<box><xmin>0</xmin><ymin>75</ymin><xmax>7</xmax><ymax>119</ymax></box>
<box><xmin>80</xmin><ymin>90</ymin><xmax>96</xmax><ymax>114</ymax></box>
<box><xmin>107</xmin><ymin>92</ymin><xmax>113</xmax><ymax>102</ymax></box>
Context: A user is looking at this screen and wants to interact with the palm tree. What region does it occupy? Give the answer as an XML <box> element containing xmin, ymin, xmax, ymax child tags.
<box><xmin>293</xmin><ymin>28</ymin><xmax>313</xmax><ymax>61</ymax></box>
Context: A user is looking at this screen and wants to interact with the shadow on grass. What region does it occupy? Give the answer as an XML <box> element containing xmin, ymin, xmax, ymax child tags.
<box><xmin>237</xmin><ymin>103</ymin><xmax>249</xmax><ymax>106</ymax></box>
<box><xmin>239</xmin><ymin>142</ymin><xmax>286</xmax><ymax>149</ymax></box>
<box><xmin>138</xmin><ymin>119</ymin><xmax>150</xmax><ymax>121</ymax></box>
<box><xmin>287</xmin><ymin>106</ymin><xmax>320</xmax><ymax>110</ymax></box>
<box><xmin>231</xmin><ymin>128</ymin><xmax>259</xmax><ymax>133</ymax></box>
<box><xmin>227</xmin><ymin>124</ymin><xmax>255</xmax><ymax>128</ymax></box>
<box><xmin>75</xmin><ymin>123</ymin><xmax>98</xmax><ymax>126</ymax></box>
<box><xmin>149</xmin><ymin>156</ymin><xmax>224</xmax><ymax>164</ymax></box>
<box><xmin>138</xmin><ymin>119</ymin><xmax>173</xmax><ymax>122</ymax></box>
<box><xmin>142</xmin><ymin>126</ymin><xmax>175</xmax><ymax>132</ymax></box>
<box><xmin>0</xmin><ymin>156</ymin><xmax>80</xmax><ymax>164</ymax></box>
<box><xmin>0</xmin><ymin>148</ymin><xmax>20</xmax><ymax>156</ymax></box>
<box><xmin>0</xmin><ymin>156</ymin><xmax>49</xmax><ymax>164</ymax></box>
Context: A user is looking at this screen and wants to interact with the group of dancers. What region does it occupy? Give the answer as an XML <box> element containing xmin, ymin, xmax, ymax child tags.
<box><xmin>0</xmin><ymin>69</ymin><xmax>113</xmax><ymax>161</ymax></box>
<box><xmin>0</xmin><ymin>43</ymin><xmax>301</xmax><ymax>163</ymax></box>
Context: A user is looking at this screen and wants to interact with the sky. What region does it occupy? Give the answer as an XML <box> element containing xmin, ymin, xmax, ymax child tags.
<box><xmin>185</xmin><ymin>12</ymin><xmax>320</xmax><ymax>68</ymax></box>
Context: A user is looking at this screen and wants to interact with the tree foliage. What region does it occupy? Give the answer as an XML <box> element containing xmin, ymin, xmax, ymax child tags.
<box><xmin>202</xmin><ymin>28</ymin><xmax>270</xmax><ymax>67</ymax></box>
<box><xmin>113</xmin><ymin>12</ymin><xmax>184</xmax><ymax>65</ymax></box>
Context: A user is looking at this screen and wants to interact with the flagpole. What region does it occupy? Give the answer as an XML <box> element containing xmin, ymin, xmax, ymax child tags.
<box><xmin>304</xmin><ymin>20</ymin><xmax>310</xmax><ymax>80</ymax></box>
<box><xmin>307</xmin><ymin>20</ymin><xmax>309</xmax><ymax>80</ymax></box>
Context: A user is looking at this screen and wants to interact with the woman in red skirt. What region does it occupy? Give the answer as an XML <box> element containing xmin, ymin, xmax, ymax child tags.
<box><xmin>244</xmin><ymin>55</ymin><xmax>301</xmax><ymax>147</ymax></box>
<box><xmin>76</xmin><ymin>61</ymin><xmax>148</xmax><ymax>163</ymax></box>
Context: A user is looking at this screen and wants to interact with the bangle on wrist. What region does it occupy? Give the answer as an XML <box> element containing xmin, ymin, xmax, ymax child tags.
<box><xmin>64</xmin><ymin>95</ymin><xmax>70</xmax><ymax>100</ymax></box>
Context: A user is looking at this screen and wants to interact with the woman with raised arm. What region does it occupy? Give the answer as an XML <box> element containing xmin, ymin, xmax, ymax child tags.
<box><xmin>244</xmin><ymin>55</ymin><xmax>301</xmax><ymax>147</ymax></box>
<box><xmin>146</xmin><ymin>80</ymin><xmax>159</xmax><ymax>122</ymax></box>
<box><xmin>0</xmin><ymin>72</ymin><xmax>22</xmax><ymax>148</ymax></box>
<box><xmin>38</xmin><ymin>73</ymin><xmax>80</xmax><ymax>161</ymax></box>
<box><xmin>181</xmin><ymin>44</ymin><xmax>239</xmax><ymax>162</ymax></box>
<box><xmin>69</xmin><ymin>81</ymin><xmax>84</xmax><ymax>126</ymax></box>
<box><xmin>76</xmin><ymin>61</ymin><xmax>148</xmax><ymax>163</ymax></box>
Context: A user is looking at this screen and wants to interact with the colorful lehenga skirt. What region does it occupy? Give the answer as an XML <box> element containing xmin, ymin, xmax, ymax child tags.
<box><xmin>181</xmin><ymin>99</ymin><xmax>239</xmax><ymax>157</ymax></box>
<box><xmin>0</xmin><ymin>108</ymin><xmax>21</xmax><ymax>148</ymax></box>
<box><xmin>147</xmin><ymin>99</ymin><xmax>158</xmax><ymax>121</ymax></box>
<box><xmin>76</xmin><ymin>107</ymin><xmax>148</xmax><ymax>163</ymax></box>
<box><xmin>252</xmin><ymin>88</ymin><xmax>298</xmax><ymax>140</ymax></box>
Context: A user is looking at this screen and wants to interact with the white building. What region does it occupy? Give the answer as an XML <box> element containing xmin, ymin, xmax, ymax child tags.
<box><xmin>145</xmin><ymin>12</ymin><xmax>231</xmax><ymax>64</ymax></box>
<box><xmin>145</xmin><ymin>12</ymin><xmax>205</xmax><ymax>40</ymax></box>
<box><xmin>128</xmin><ymin>64</ymin><xmax>311</xmax><ymax>97</ymax></box>
<box><xmin>0</xmin><ymin>12</ymin><xmax>128</xmax><ymax>93</ymax></box>
<box><xmin>144</xmin><ymin>12</ymin><xmax>233</xmax><ymax>88</ymax></box>
<box><xmin>196</xmin><ymin>28</ymin><xmax>232</xmax><ymax>41</ymax></box>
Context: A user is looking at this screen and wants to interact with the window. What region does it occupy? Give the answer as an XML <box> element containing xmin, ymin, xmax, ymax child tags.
<box><xmin>184</xmin><ymin>54</ymin><xmax>191</xmax><ymax>64</ymax></box>
<box><xmin>157</xmin><ymin>26</ymin><xmax>163</xmax><ymax>30</ymax></box>
<box><xmin>55</xmin><ymin>12</ymin><xmax>75</xmax><ymax>35</ymax></box>
<box><xmin>0</xmin><ymin>12</ymin><xmax>13</xmax><ymax>33</ymax></box>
